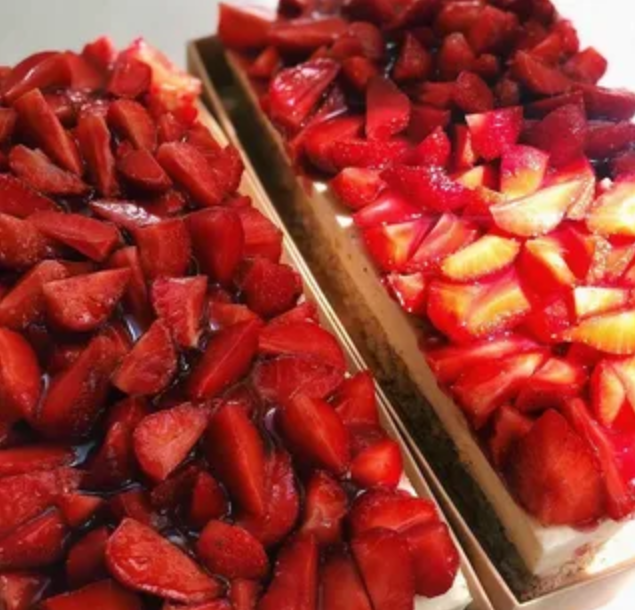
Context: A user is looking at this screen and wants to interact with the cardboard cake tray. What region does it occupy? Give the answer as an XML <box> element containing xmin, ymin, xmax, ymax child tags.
<box><xmin>188</xmin><ymin>35</ymin><xmax>635</xmax><ymax>610</ymax></box>
<box><xmin>194</xmin><ymin>87</ymin><xmax>489</xmax><ymax>610</ymax></box>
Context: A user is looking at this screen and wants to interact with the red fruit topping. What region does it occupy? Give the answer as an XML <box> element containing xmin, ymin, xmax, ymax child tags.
<box><xmin>188</xmin><ymin>472</ymin><xmax>229</xmax><ymax>529</ymax></box>
<box><xmin>76</xmin><ymin>112</ymin><xmax>119</xmax><ymax>197</ymax></box>
<box><xmin>41</xmin><ymin>580</ymin><xmax>142</xmax><ymax>610</ymax></box>
<box><xmin>393</xmin><ymin>33</ymin><xmax>432</xmax><ymax>83</ymax></box>
<box><xmin>0</xmin><ymin>174</ymin><xmax>59</xmax><ymax>218</ymax></box>
<box><xmin>134</xmin><ymin>218</ymin><xmax>191</xmax><ymax>280</ymax></box>
<box><xmin>321</xmin><ymin>551</ymin><xmax>373</xmax><ymax>610</ymax></box>
<box><xmin>197</xmin><ymin>520</ymin><xmax>269</xmax><ymax>580</ymax></box>
<box><xmin>489</xmin><ymin>405</ymin><xmax>534</xmax><ymax>468</ymax></box>
<box><xmin>332</xmin><ymin>371</ymin><xmax>379</xmax><ymax>426</ymax></box>
<box><xmin>512</xmin><ymin>51</ymin><xmax>572</xmax><ymax>95</ymax></box>
<box><xmin>218</xmin><ymin>4</ymin><xmax>274</xmax><ymax>51</ymax></box>
<box><xmin>57</xmin><ymin>493</ymin><xmax>104</xmax><ymax>528</ymax></box>
<box><xmin>453</xmin><ymin>71</ymin><xmax>494</xmax><ymax>114</ymax></box>
<box><xmin>441</xmin><ymin>235</ymin><xmax>520</xmax><ymax>281</ymax></box>
<box><xmin>0</xmin><ymin>444</ymin><xmax>75</xmax><ymax>478</ymax></box>
<box><xmin>500</xmin><ymin>145</ymin><xmax>549</xmax><ymax>199</ymax></box>
<box><xmin>118</xmin><ymin>149</ymin><xmax>172</xmax><ymax>192</ymax></box>
<box><xmin>366</xmin><ymin>76</ymin><xmax>411</xmax><ymax>141</ymax></box>
<box><xmin>237</xmin><ymin>207</ymin><xmax>282</xmax><ymax>262</ymax></box>
<box><xmin>66</xmin><ymin>527</ymin><xmax>109</xmax><ymax>587</ymax></box>
<box><xmin>106</xmin><ymin>519</ymin><xmax>222</xmax><ymax>603</ymax></box>
<box><xmin>331</xmin><ymin>168</ymin><xmax>386</xmax><ymax>209</ymax></box>
<box><xmin>268</xmin><ymin>17</ymin><xmax>347</xmax><ymax>54</ymax></box>
<box><xmin>113</xmin><ymin>321</ymin><xmax>177</xmax><ymax>396</ymax></box>
<box><xmin>241</xmin><ymin>258</ymin><xmax>302</xmax><ymax>318</ymax></box>
<box><xmin>0</xmin><ymin>571</ymin><xmax>50</xmax><ymax>610</ymax></box>
<box><xmin>466</xmin><ymin>106</ymin><xmax>523</xmax><ymax>160</ymax></box>
<box><xmin>300</xmin><ymin>471</ymin><xmax>348</xmax><ymax>545</ymax></box>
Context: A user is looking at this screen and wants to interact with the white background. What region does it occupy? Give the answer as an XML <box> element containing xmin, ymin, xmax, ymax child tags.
<box><xmin>0</xmin><ymin>1</ymin><xmax>633</xmax><ymax>609</ymax></box>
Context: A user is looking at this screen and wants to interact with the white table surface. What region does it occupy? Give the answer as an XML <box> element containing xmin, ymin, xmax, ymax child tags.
<box><xmin>0</xmin><ymin>1</ymin><xmax>634</xmax><ymax>609</ymax></box>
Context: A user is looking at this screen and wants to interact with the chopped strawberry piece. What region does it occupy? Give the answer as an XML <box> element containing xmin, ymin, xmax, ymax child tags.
<box><xmin>134</xmin><ymin>218</ymin><xmax>191</xmax><ymax>279</ymax></box>
<box><xmin>229</xmin><ymin>580</ymin><xmax>260</xmax><ymax>610</ymax></box>
<box><xmin>407</xmin><ymin>105</ymin><xmax>451</xmax><ymax>142</ymax></box>
<box><xmin>578</xmin><ymin>84</ymin><xmax>635</xmax><ymax>121</ymax></box>
<box><xmin>109</xmin><ymin>489</ymin><xmax>164</xmax><ymax>530</ymax></box>
<box><xmin>441</xmin><ymin>234</ymin><xmax>519</xmax><ymax>281</ymax></box>
<box><xmin>0</xmin><ymin>328</ymin><xmax>42</xmax><ymax>422</ymax></box>
<box><xmin>56</xmin><ymin>493</ymin><xmax>104</xmax><ymax>528</ymax></box>
<box><xmin>500</xmin><ymin>145</ymin><xmax>549</xmax><ymax>199</ymax></box>
<box><xmin>393</xmin><ymin>33</ymin><xmax>432</xmax><ymax>83</ymax></box>
<box><xmin>406</xmin><ymin>522</ymin><xmax>460</xmax><ymax>598</ymax></box>
<box><xmin>573</xmin><ymin>287</ymin><xmax>630</xmax><ymax>321</ymax></box>
<box><xmin>365</xmin><ymin>76</ymin><xmax>411</xmax><ymax>141</ymax></box>
<box><xmin>64</xmin><ymin>51</ymin><xmax>105</xmax><ymax>91</ymax></box>
<box><xmin>113</xmin><ymin>320</ymin><xmax>177</xmax><ymax>396</ymax></box>
<box><xmin>41</xmin><ymin>580</ymin><xmax>142</xmax><ymax>610</ymax></box>
<box><xmin>188</xmin><ymin>471</ymin><xmax>229</xmax><ymax>530</ymax></box>
<box><xmin>352</xmin><ymin>190</ymin><xmax>424</xmax><ymax>228</ymax></box>
<box><xmin>404</xmin><ymin>127</ymin><xmax>451</xmax><ymax>167</ymax></box>
<box><xmin>331</xmin><ymin>371</ymin><xmax>379</xmax><ymax>426</ymax></box>
<box><xmin>587</xmin><ymin>177</ymin><xmax>635</xmax><ymax>237</ymax></box>
<box><xmin>385</xmin><ymin>271</ymin><xmax>428</xmax><ymax>315</ymax></box>
<box><xmin>0</xmin><ymin>175</ymin><xmax>59</xmax><ymax>218</ymax></box>
<box><xmin>218</xmin><ymin>3</ymin><xmax>274</xmax><ymax>50</ymax></box>
<box><xmin>453</xmin><ymin>71</ymin><xmax>494</xmax><ymax>113</ymax></box>
<box><xmin>31</xmin><ymin>211</ymin><xmax>120</xmax><ymax>261</ymax></box>
<box><xmin>107</xmin><ymin>56</ymin><xmax>152</xmax><ymax>99</ymax></box>
<box><xmin>258</xmin><ymin>535</ymin><xmax>318</xmax><ymax>610</ymax></box>
<box><xmin>204</xmin><ymin>402</ymin><xmax>266</xmax><ymax>515</ymax></box>
<box><xmin>118</xmin><ymin>149</ymin><xmax>172</xmax><ymax>192</ymax></box>
<box><xmin>241</xmin><ymin>258</ymin><xmax>302</xmax><ymax>318</ymax></box>
<box><xmin>107</xmin><ymin>246</ymin><xmax>152</xmax><ymax>326</ymax></box>
<box><xmin>526</xmin><ymin>90</ymin><xmax>585</xmax><ymax>118</ymax></box>
<box><xmin>585</xmin><ymin>121</ymin><xmax>635</xmax><ymax>160</ymax></box>
<box><xmin>66</xmin><ymin>527</ymin><xmax>109</xmax><ymax>587</ymax></box>
<box><xmin>351</xmin><ymin>438</ymin><xmax>403</xmax><ymax>488</ymax></box>
<box><xmin>0</xmin><ymin>571</ymin><xmax>50</xmax><ymax>610</ymax></box>
<box><xmin>133</xmin><ymin>405</ymin><xmax>207</xmax><ymax>481</ymax></box>
<box><xmin>237</xmin><ymin>207</ymin><xmax>283</xmax><ymax>262</ymax></box>
<box><xmin>42</xmin><ymin>269</ymin><xmax>130</xmax><ymax>332</ymax></box>
<box><xmin>592</xmin><ymin>360</ymin><xmax>627</xmax><ymax>427</ymax></box>
<box><xmin>197</xmin><ymin>521</ymin><xmax>268</xmax><ymax>580</ymax></box>
<box><xmin>512</xmin><ymin>51</ymin><xmax>571</xmax><ymax>95</ymax></box>
<box><xmin>236</xmin><ymin>449</ymin><xmax>300</xmax><ymax>547</ymax></box>
<box><xmin>37</xmin><ymin>334</ymin><xmax>123</xmax><ymax>439</ymax></box>
<box><xmin>467</xmin><ymin>4</ymin><xmax>518</xmax><ymax>54</ymax></box>
<box><xmin>509</xmin><ymin>409</ymin><xmax>605</xmax><ymax>527</ymax></box>
<box><xmin>0</xmin><ymin>107</ymin><xmax>17</xmax><ymax>143</ymax></box>
<box><xmin>564</xmin><ymin>47</ymin><xmax>608</xmax><ymax>84</ymax></box>
<box><xmin>352</xmin><ymin>528</ymin><xmax>415</xmax><ymax>610</ymax></box>
<box><xmin>300</xmin><ymin>471</ymin><xmax>348</xmax><ymax>545</ymax></box>
<box><xmin>279</xmin><ymin>393</ymin><xmax>350</xmax><ymax>475</ymax></box>
<box><xmin>0</xmin><ymin>444</ymin><xmax>75</xmax><ymax>478</ymax></box>
<box><xmin>90</xmin><ymin>200</ymin><xmax>159</xmax><ymax>231</ymax></box>
<box><xmin>564</xmin><ymin>309</ymin><xmax>635</xmax><ymax>355</ymax></box>
<box><xmin>108</xmin><ymin>99</ymin><xmax>157</xmax><ymax>151</ymax></box>
<box><xmin>437</xmin><ymin>33</ymin><xmax>475</xmax><ymax>81</ymax></box>
<box><xmin>331</xmin><ymin>168</ymin><xmax>385</xmax><ymax>209</ymax></box>
<box><xmin>466</xmin><ymin>106</ymin><xmax>523</xmax><ymax>160</ymax></box>
<box><xmin>489</xmin><ymin>405</ymin><xmax>534</xmax><ymax>468</ymax></box>
<box><xmin>302</xmin><ymin>115</ymin><xmax>364</xmax><ymax>173</ymax></box>
<box><xmin>269</xmin><ymin>59</ymin><xmax>340</xmax><ymax>132</ymax></box>
<box><xmin>106</xmin><ymin>519</ymin><xmax>221</xmax><ymax>603</ymax></box>
<box><xmin>328</xmin><ymin>137</ymin><xmax>410</xmax><ymax>172</ymax></box>
<box><xmin>268</xmin><ymin>17</ymin><xmax>347</xmax><ymax>53</ymax></box>
<box><xmin>249</xmin><ymin>46</ymin><xmax>282</xmax><ymax>79</ymax></box>
<box><xmin>76</xmin><ymin>112</ymin><xmax>119</xmax><ymax>197</ymax></box>
<box><xmin>321</xmin><ymin>550</ymin><xmax>372</xmax><ymax>610</ymax></box>
<box><xmin>362</xmin><ymin>218</ymin><xmax>428</xmax><ymax>272</ymax></box>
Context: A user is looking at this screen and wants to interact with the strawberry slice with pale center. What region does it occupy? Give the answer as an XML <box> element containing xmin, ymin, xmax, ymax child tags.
<box><xmin>587</xmin><ymin>177</ymin><xmax>635</xmax><ymax>237</ymax></box>
<box><xmin>573</xmin><ymin>286</ymin><xmax>632</xmax><ymax>321</ymax></box>
<box><xmin>564</xmin><ymin>309</ymin><xmax>635</xmax><ymax>355</ymax></box>
<box><xmin>500</xmin><ymin>145</ymin><xmax>549</xmax><ymax>199</ymax></box>
<box><xmin>441</xmin><ymin>234</ymin><xmax>520</xmax><ymax>281</ymax></box>
<box><xmin>592</xmin><ymin>360</ymin><xmax>628</xmax><ymax>427</ymax></box>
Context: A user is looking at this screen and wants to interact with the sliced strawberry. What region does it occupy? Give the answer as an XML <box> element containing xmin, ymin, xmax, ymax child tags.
<box><xmin>331</xmin><ymin>371</ymin><xmax>378</xmax><ymax>426</ymax></box>
<box><xmin>574</xmin><ymin>287</ymin><xmax>630</xmax><ymax>321</ymax></box>
<box><xmin>436</xmin><ymin>33</ymin><xmax>475</xmax><ymax>81</ymax></box>
<box><xmin>109</xmin><ymin>489</ymin><xmax>165</xmax><ymax>530</ymax></box>
<box><xmin>133</xmin><ymin>405</ymin><xmax>207</xmax><ymax>482</ymax></box>
<box><xmin>441</xmin><ymin>234</ymin><xmax>519</xmax><ymax>281</ymax></box>
<box><xmin>592</xmin><ymin>360</ymin><xmax>627</xmax><ymax>427</ymax></box>
<box><xmin>113</xmin><ymin>320</ymin><xmax>176</xmax><ymax>396</ymax></box>
<box><xmin>197</xmin><ymin>521</ymin><xmax>268</xmax><ymax>581</ymax></box>
<box><xmin>453</xmin><ymin>351</ymin><xmax>546</xmax><ymax>428</ymax></box>
<box><xmin>491</xmin><ymin>180</ymin><xmax>586</xmax><ymax>237</ymax></box>
<box><xmin>578</xmin><ymin>84</ymin><xmax>635</xmax><ymax>121</ymax></box>
<box><xmin>365</xmin><ymin>76</ymin><xmax>411</xmax><ymax>141</ymax></box>
<box><xmin>300</xmin><ymin>471</ymin><xmax>348</xmax><ymax>545</ymax></box>
<box><xmin>133</xmin><ymin>218</ymin><xmax>191</xmax><ymax>280</ymax></box>
<box><xmin>42</xmin><ymin>269</ymin><xmax>130</xmax><ymax>332</ymax></box>
<box><xmin>236</xmin><ymin>207</ymin><xmax>283</xmax><ymax>262</ymax></box>
<box><xmin>384</xmin><ymin>271</ymin><xmax>428</xmax><ymax>315</ymax></box>
<box><xmin>350</xmin><ymin>438</ymin><xmax>403</xmax><ymax>489</ymax></box>
<box><xmin>107</xmin><ymin>246</ymin><xmax>152</xmax><ymax>326</ymax></box>
<box><xmin>188</xmin><ymin>472</ymin><xmax>229</xmax><ymax>530</ymax></box>
<box><xmin>106</xmin><ymin>518</ymin><xmax>221</xmax><ymax>603</ymax></box>
<box><xmin>37</xmin><ymin>334</ymin><xmax>123</xmax><ymax>439</ymax></box>
<box><xmin>31</xmin><ymin>211</ymin><xmax>120</xmax><ymax>262</ymax></box>
<box><xmin>302</xmin><ymin>116</ymin><xmax>365</xmax><ymax>173</ymax></box>
<box><xmin>0</xmin><ymin>175</ymin><xmax>59</xmax><ymax>218</ymax></box>
<box><xmin>44</xmin><ymin>580</ymin><xmax>143</xmax><ymax>610</ymax></box>
<box><xmin>564</xmin><ymin>309</ymin><xmax>635</xmax><ymax>355</ymax></box>
<box><xmin>8</xmin><ymin>146</ymin><xmax>88</xmax><ymax>196</ymax></box>
<box><xmin>500</xmin><ymin>145</ymin><xmax>549</xmax><ymax>199</ymax></box>
<box><xmin>512</xmin><ymin>51</ymin><xmax>571</xmax><ymax>95</ymax></box>
<box><xmin>89</xmin><ymin>200</ymin><xmax>159</xmax><ymax>231</ymax></box>
<box><xmin>252</xmin><ymin>356</ymin><xmax>344</xmax><ymax>404</ymax></box>
<box><xmin>362</xmin><ymin>218</ymin><xmax>429</xmax><ymax>272</ymax></box>
<box><xmin>452</xmin><ymin>124</ymin><xmax>477</xmax><ymax>170</ymax></box>
<box><xmin>236</xmin><ymin>449</ymin><xmax>300</xmax><ymax>547</ymax></box>
<box><xmin>0</xmin><ymin>571</ymin><xmax>50</xmax><ymax>610</ymax></box>
<box><xmin>393</xmin><ymin>33</ymin><xmax>432</xmax><ymax>83</ymax></box>
<box><xmin>76</xmin><ymin>112</ymin><xmax>119</xmax><ymax>197</ymax></box>
<box><xmin>328</xmin><ymin>138</ymin><xmax>410</xmax><ymax>171</ymax></box>
<box><xmin>258</xmin><ymin>535</ymin><xmax>318</xmax><ymax>610</ymax></box>
<box><xmin>352</xmin><ymin>528</ymin><xmax>415</xmax><ymax>610</ymax></box>
<box><xmin>0</xmin><ymin>444</ymin><xmax>75</xmax><ymax>478</ymax></box>
<box><xmin>117</xmin><ymin>149</ymin><xmax>172</xmax><ymax>192</ymax></box>
<box><xmin>585</xmin><ymin>121</ymin><xmax>635</xmax><ymax>160</ymax></box>
<box><xmin>218</xmin><ymin>3</ymin><xmax>274</xmax><ymax>50</ymax></box>
<box><xmin>229</xmin><ymin>580</ymin><xmax>260</xmax><ymax>610</ymax></box>
<box><xmin>66</xmin><ymin>527</ymin><xmax>109</xmax><ymax>587</ymax></box>
<box><xmin>520</xmin><ymin>236</ymin><xmax>576</xmax><ymax>294</ymax></box>
<box><xmin>13</xmin><ymin>88</ymin><xmax>82</xmax><ymax>175</ymax></box>
<box><xmin>406</xmin><ymin>522</ymin><xmax>460</xmax><ymax>598</ymax></box>
<box><xmin>587</xmin><ymin>177</ymin><xmax>635</xmax><ymax>237</ymax></box>
<box><xmin>0</xmin><ymin>509</ymin><xmax>67</xmax><ymax>570</ymax></box>
<box><xmin>321</xmin><ymin>550</ymin><xmax>372</xmax><ymax>610</ymax></box>
<box><xmin>56</xmin><ymin>493</ymin><xmax>104</xmax><ymax>528</ymax></box>
<box><xmin>0</xmin><ymin>328</ymin><xmax>42</xmax><ymax>422</ymax></box>
<box><xmin>564</xmin><ymin>47</ymin><xmax>607</xmax><ymax>84</ymax></box>
<box><xmin>466</xmin><ymin>106</ymin><xmax>523</xmax><ymax>160</ymax></box>
<box><xmin>489</xmin><ymin>405</ymin><xmax>534</xmax><ymax>468</ymax></box>
<box><xmin>453</xmin><ymin>71</ymin><xmax>494</xmax><ymax>114</ymax></box>
<box><xmin>204</xmin><ymin>402</ymin><xmax>266</xmax><ymax>515</ymax></box>
<box><xmin>403</xmin><ymin>128</ymin><xmax>450</xmax><ymax>169</ymax></box>
<box><xmin>249</xmin><ymin>46</ymin><xmax>282</xmax><ymax>80</ymax></box>
<box><xmin>331</xmin><ymin>168</ymin><xmax>385</xmax><ymax>210</ymax></box>
<box><xmin>268</xmin><ymin>16</ymin><xmax>347</xmax><ymax>53</ymax></box>
<box><xmin>353</xmin><ymin>190</ymin><xmax>424</xmax><ymax>228</ymax></box>
<box><xmin>108</xmin><ymin>55</ymin><xmax>151</xmax><ymax>100</ymax></box>
<box><xmin>467</xmin><ymin>4</ymin><xmax>518</xmax><ymax>53</ymax></box>
<box><xmin>507</xmin><ymin>409</ymin><xmax>604</xmax><ymax>526</ymax></box>
<box><xmin>407</xmin><ymin>104</ymin><xmax>451</xmax><ymax>142</ymax></box>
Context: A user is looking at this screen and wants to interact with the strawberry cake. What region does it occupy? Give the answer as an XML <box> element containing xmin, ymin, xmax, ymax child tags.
<box><xmin>0</xmin><ymin>38</ymin><xmax>467</xmax><ymax>609</ymax></box>
<box><xmin>217</xmin><ymin>0</ymin><xmax>635</xmax><ymax>583</ymax></box>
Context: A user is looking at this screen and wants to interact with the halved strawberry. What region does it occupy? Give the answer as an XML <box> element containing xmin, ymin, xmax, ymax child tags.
<box><xmin>515</xmin><ymin>357</ymin><xmax>587</xmax><ymax>412</ymax></box>
<box><xmin>187</xmin><ymin>208</ymin><xmax>244</xmax><ymax>283</ymax></box>
<box><xmin>564</xmin><ymin>398</ymin><xmax>635</xmax><ymax>520</ymax></box>
<box><xmin>258</xmin><ymin>535</ymin><xmax>318</xmax><ymax>610</ymax></box>
<box><xmin>66</xmin><ymin>527</ymin><xmax>109</xmax><ymax>587</ymax></box>
<box><xmin>188</xmin><ymin>471</ymin><xmax>229</xmax><ymax>530</ymax></box>
<box><xmin>31</xmin><ymin>211</ymin><xmax>120</xmax><ymax>262</ymax></box>
<box><xmin>365</xmin><ymin>76</ymin><xmax>411</xmax><ymax>141</ymax></box>
<box><xmin>268</xmin><ymin>59</ymin><xmax>340</xmax><ymax>132</ymax></box>
<box><xmin>236</xmin><ymin>449</ymin><xmax>300</xmax><ymax>548</ymax></box>
<box><xmin>425</xmin><ymin>334</ymin><xmax>539</xmax><ymax>386</ymax></box>
<box><xmin>0</xmin><ymin>571</ymin><xmax>50</xmax><ymax>610</ymax></box>
<box><xmin>453</xmin><ymin>351</ymin><xmax>546</xmax><ymax>428</ymax></box>
<box><xmin>37</xmin><ymin>335</ymin><xmax>123</xmax><ymax>439</ymax></box>
<box><xmin>512</xmin><ymin>51</ymin><xmax>572</xmax><ymax>95</ymax></box>
<box><xmin>76</xmin><ymin>112</ymin><xmax>119</xmax><ymax>197</ymax></box>
<box><xmin>41</xmin><ymin>580</ymin><xmax>142</xmax><ymax>610</ymax></box>
<box><xmin>0</xmin><ymin>328</ymin><xmax>42</xmax><ymax>422</ymax></box>
<box><xmin>279</xmin><ymin>393</ymin><xmax>350</xmax><ymax>475</ymax></box>
<box><xmin>8</xmin><ymin>146</ymin><xmax>88</xmax><ymax>196</ymax></box>
<box><xmin>500</xmin><ymin>145</ymin><xmax>549</xmax><ymax>199</ymax></box>
<box><xmin>351</xmin><ymin>438</ymin><xmax>403</xmax><ymax>489</ymax></box>
<box><xmin>321</xmin><ymin>551</ymin><xmax>373</xmax><ymax>610</ymax></box>
<box><xmin>42</xmin><ymin>269</ymin><xmax>130</xmax><ymax>332</ymax></box>
<box><xmin>489</xmin><ymin>405</ymin><xmax>534</xmax><ymax>468</ymax></box>
<box><xmin>441</xmin><ymin>234</ymin><xmax>519</xmax><ymax>281</ymax></box>
<box><xmin>197</xmin><ymin>521</ymin><xmax>268</xmax><ymax>581</ymax></box>
<box><xmin>0</xmin><ymin>175</ymin><xmax>59</xmax><ymax>218</ymax></box>
<box><xmin>507</xmin><ymin>409</ymin><xmax>605</xmax><ymax>526</ymax></box>
<box><xmin>466</xmin><ymin>106</ymin><xmax>523</xmax><ymax>160</ymax></box>
<box><xmin>13</xmin><ymin>88</ymin><xmax>82</xmax><ymax>175</ymax></box>
<box><xmin>352</xmin><ymin>528</ymin><xmax>415</xmax><ymax>610</ymax></box>
<box><xmin>0</xmin><ymin>444</ymin><xmax>75</xmax><ymax>478</ymax></box>
<box><xmin>133</xmin><ymin>218</ymin><xmax>191</xmax><ymax>279</ymax></box>
<box><xmin>300</xmin><ymin>471</ymin><xmax>348</xmax><ymax>545</ymax></box>
<box><xmin>107</xmin><ymin>246</ymin><xmax>152</xmax><ymax>326</ymax></box>
<box><xmin>133</xmin><ymin>405</ymin><xmax>207</xmax><ymax>482</ymax></box>
<box><xmin>491</xmin><ymin>180</ymin><xmax>586</xmax><ymax>237</ymax></box>
<box><xmin>205</xmin><ymin>402</ymin><xmax>266</xmax><ymax>516</ymax></box>
<box><xmin>106</xmin><ymin>519</ymin><xmax>221</xmax><ymax>603</ymax></box>
<box><xmin>240</xmin><ymin>259</ymin><xmax>302</xmax><ymax>318</ymax></box>
<box><xmin>0</xmin><ymin>509</ymin><xmax>67</xmax><ymax>570</ymax></box>
<box><xmin>406</xmin><ymin>522</ymin><xmax>460</xmax><ymax>598</ymax></box>
<box><xmin>331</xmin><ymin>370</ymin><xmax>379</xmax><ymax>426</ymax></box>
<box><xmin>113</xmin><ymin>321</ymin><xmax>176</xmax><ymax>396</ymax></box>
